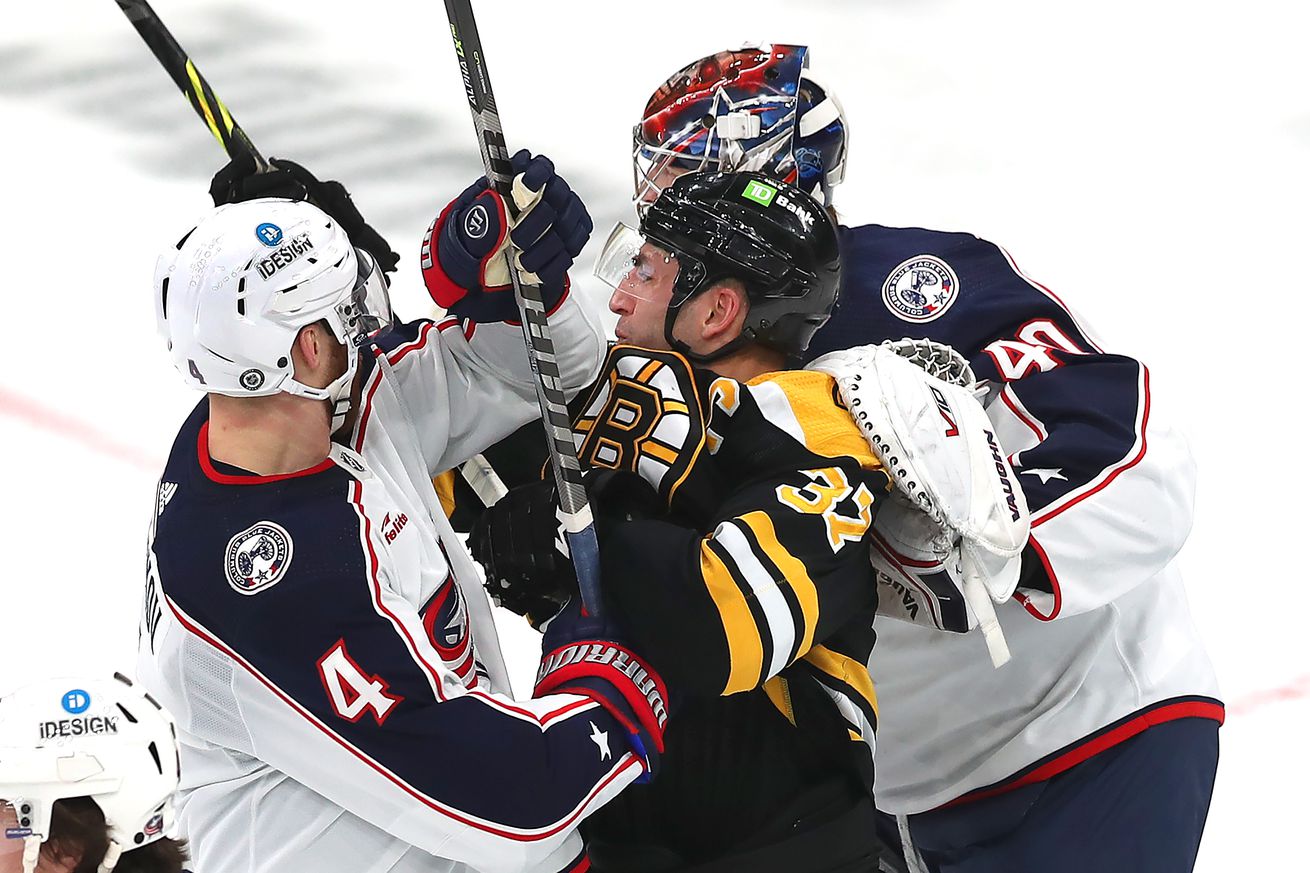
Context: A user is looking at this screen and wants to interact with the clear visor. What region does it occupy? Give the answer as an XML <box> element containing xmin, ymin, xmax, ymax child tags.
<box><xmin>336</xmin><ymin>248</ymin><xmax>394</xmax><ymax>347</ymax></box>
<box><xmin>593</xmin><ymin>222</ymin><xmax>684</xmax><ymax>304</ymax></box>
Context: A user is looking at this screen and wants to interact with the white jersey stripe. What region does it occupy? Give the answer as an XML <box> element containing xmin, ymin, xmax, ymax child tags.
<box><xmin>716</xmin><ymin>521</ymin><xmax>796</xmax><ymax>682</ymax></box>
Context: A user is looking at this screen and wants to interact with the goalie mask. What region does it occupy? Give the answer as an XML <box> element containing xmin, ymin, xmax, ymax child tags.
<box><xmin>634</xmin><ymin>44</ymin><xmax>848</xmax><ymax>209</ymax></box>
<box><xmin>154</xmin><ymin>198</ymin><xmax>393</xmax><ymax>431</ymax></box>
<box><xmin>597</xmin><ymin>171</ymin><xmax>840</xmax><ymax>361</ymax></box>
<box><xmin>0</xmin><ymin>674</ymin><xmax>180</xmax><ymax>873</ymax></box>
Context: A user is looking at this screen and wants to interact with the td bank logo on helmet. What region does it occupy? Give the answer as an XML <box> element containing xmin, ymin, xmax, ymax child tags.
<box><xmin>742</xmin><ymin>179</ymin><xmax>778</xmax><ymax>206</ymax></box>
<box><xmin>256</xmin><ymin>232</ymin><xmax>314</xmax><ymax>279</ymax></box>
<box><xmin>741</xmin><ymin>179</ymin><xmax>814</xmax><ymax>230</ymax></box>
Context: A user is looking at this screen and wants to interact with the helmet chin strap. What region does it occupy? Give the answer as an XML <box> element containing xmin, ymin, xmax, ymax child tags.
<box><xmin>97</xmin><ymin>840</ymin><xmax>123</xmax><ymax>873</ymax></box>
<box><xmin>662</xmin><ymin>298</ymin><xmax>755</xmax><ymax>364</ymax></box>
<box><xmin>280</xmin><ymin>339</ymin><xmax>359</xmax><ymax>433</ymax></box>
<box><xmin>21</xmin><ymin>835</ymin><xmax>39</xmax><ymax>873</ymax></box>
<box><xmin>18</xmin><ymin>828</ymin><xmax>124</xmax><ymax>873</ymax></box>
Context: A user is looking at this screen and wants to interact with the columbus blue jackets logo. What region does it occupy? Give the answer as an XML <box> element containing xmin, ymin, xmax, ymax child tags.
<box><xmin>882</xmin><ymin>255</ymin><xmax>960</xmax><ymax>323</ymax></box>
<box><xmin>421</xmin><ymin>576</ymin><xmax>476</xmax><ymax>683</ymax></box>
<box><xmin>225</xmin><ymin>522</ymin><xmax>294</xmax><ymax>595</ymax></box>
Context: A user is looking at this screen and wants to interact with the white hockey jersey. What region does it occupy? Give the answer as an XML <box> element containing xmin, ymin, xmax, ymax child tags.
<box><xmin>138</xmin><ymin>302</ymin><xmax>632</xmax><ymax>872</ymax></box>
<box><xmin>805</xmin><ymin>224</ymin><xmax>1222</xmax><ymax>815</ymax></box>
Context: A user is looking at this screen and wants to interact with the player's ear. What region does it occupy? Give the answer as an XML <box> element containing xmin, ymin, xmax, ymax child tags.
<box><xmin>701</xmin><ymin>280</ymin><xmax>748</xmax><ymax>344</ymax></box>
<box><xmin>291</xmin><ymin>322</ymin><xmax>330</xmax><ymax>381</ymax></box>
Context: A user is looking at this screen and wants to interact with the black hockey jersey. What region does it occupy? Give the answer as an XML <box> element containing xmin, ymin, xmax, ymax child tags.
<box><xmin>568</xmin><ymin>345</ymin><xmax>891</xmax><ymax>864</ymax></box>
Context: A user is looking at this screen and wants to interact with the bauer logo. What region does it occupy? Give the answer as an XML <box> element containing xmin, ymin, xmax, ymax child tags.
<box><xmin>463</xmin><ymin>203</ymin><xmax>490</xmax><ymax>240</ymax></box>
<box><xmin>742</xmin><ymin>179</ymin><xmax>778</xmax><ymax>207</ymax></box>
<box><xmin>61</xmin><ymin>689</ymin><xmax>91</xmax><ymax>714</ymax></box>
<box><xmin>225</xmin><ymin>521</ymin><xmax>294</xmax><ymax>595</ymax></box>
<box><xmin>255</xmin><ymin>222</ymin><xmax>283</xmax><ymax>247</ymax></box>
<box><xmin>882</xmin><ymin>255</ymin><xmax>960</xmax><ymax>323</ymax></box>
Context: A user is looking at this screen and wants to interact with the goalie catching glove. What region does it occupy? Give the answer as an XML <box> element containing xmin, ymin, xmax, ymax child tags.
<box><xmin>808</xmin><ymin>339</ymin><xmax>1032</xmax><ymax>666</ymax></box>
<box><xmin>421</xmin><ymin>150</ymin><xmax>593</xmax><ymax>323</ymax></box>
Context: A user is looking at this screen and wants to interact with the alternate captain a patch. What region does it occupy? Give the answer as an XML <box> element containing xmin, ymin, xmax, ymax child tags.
<box><xmin>225</xmin><ymin>521</ymin><xmax>294</xmax><ymax>595</ymax></box>
<box><xmin>882</xmin><ymin>255</ymin><xmax>960</xmax><ymax>323</ymax></box>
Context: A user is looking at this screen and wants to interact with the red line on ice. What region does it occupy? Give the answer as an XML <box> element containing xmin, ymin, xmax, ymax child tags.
<box><xmin>1227</xmin><ymin>673</ymin><xmax>1310</xmax><ymax>718</ymax></box>
<box><xmin>0</xmin><ymin>385</ymin><xmax>161</xmax><ymax>473</ymax></box>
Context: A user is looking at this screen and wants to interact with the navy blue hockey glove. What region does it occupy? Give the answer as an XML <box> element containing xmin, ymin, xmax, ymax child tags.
<box><xmin>420</xmin><ymin>149</ymin><xmax>593</xmax><ymax>323</ymax></box>
<box><xmin>209</xmin><ymin>153</ymin><xmax>401</xmax><ymax>274</ymax></box>
<box><xmin>535</xmin><ymin>597</ymin><xmax>670</xmax><ymax>780</ymax></box>
<box><xmin>471</xmin><ymin>471</ymin><xmax>663</xmax><ymax>627</ymax></box>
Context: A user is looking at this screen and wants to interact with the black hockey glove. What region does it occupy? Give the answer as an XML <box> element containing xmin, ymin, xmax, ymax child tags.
<box><xmin>209</xmin><ymin>153</ymin><xmax>400</xmax><ymax>274</ymax></box>
<box><xmin>470</xmin><ymin>470</ymin><xmax>662</xmax><ymax>627</ymax></box>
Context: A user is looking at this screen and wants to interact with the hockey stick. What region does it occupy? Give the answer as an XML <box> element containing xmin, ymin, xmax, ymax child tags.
<box><xmin>113</xmin><ymin>0</ymin><xmax>268</xmax><ymax>171</ymax></box>
<box><xmin>441</xmin><ymin>0</ymin><xmax>604</xmax><ymax>618</ymax></box>
<box><xmin>114</xmin><ymin>0</ymin><xmax>505</xmax><ymax>517</ymax></box>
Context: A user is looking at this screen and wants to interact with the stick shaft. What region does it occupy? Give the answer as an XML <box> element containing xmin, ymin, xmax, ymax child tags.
<box><xmin>442</xmin><ymin>0</ymin><xmax>603</xmax><ymax>616</ymax></box>
<box><xmin>114</xmin><ymin>0</ymin><xmax>267</xmax><ymax>169</ymax></box>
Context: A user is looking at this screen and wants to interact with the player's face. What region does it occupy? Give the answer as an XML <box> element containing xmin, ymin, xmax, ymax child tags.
<box><xmin>608</xmin><ymin>242</ymin><xmax>680</xmax><ymax>349</ymax></box>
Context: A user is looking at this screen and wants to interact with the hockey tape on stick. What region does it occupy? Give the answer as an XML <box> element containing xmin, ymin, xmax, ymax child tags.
<box><xmin>442</xmin><ymin>0</ymin><xmax>605</xmax><ymax>616</ymax></box>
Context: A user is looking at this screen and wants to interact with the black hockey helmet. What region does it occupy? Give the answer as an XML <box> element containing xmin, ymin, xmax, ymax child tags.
<box><xmin>640</xmin><ymin>170</ymin><xmax>841</xmax><ymax>361</ymax></box>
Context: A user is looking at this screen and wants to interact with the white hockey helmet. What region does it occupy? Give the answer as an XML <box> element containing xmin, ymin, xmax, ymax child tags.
<box><xmin>0</xmin><ymin>674</ymin><xmax>180</xmax><ymax>873</ymax></box>
<box><xmin>154</xmin><ymin>197</ymin><xmax>393</xmax><ymax>429</ymax></box>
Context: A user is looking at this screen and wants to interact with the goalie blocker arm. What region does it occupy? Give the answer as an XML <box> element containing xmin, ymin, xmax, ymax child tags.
<box><xmin>597</xmin><ymin>458</ymin><xmax>887</xmax><ymax>698</ymax></box>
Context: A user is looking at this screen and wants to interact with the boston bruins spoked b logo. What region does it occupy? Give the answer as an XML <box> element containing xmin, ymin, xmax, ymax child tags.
<box><xmin>225</xmin><ymin>521</ymin><xmax>294</xmax><ymax>595</ymax></box>
<box><xmin>882</xmin><ymin>255</ymin><xmax>960</xmax><ymax>323</ymax></box>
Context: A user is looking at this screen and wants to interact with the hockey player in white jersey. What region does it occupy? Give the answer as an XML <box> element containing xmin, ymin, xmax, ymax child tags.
<box><xmin>629</xmin><ymin>44</ymin><xmax>1221</xmax><ymax>873</ymax></box>
<box><xmin>137</xmin><ymin>158</ymin><xmax>670</xmax><ymax>873</ymax></box>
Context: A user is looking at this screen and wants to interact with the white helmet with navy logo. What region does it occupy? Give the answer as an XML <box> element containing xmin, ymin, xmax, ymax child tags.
<box><xmin>0</xmin><ymin>674</ymin><xmax>181</xmax><ymax>873</ymax></box>
<box><xmin>154</xmin><ymin>198</ymin><xmax>392</xmax><ymax>429</ymax></box>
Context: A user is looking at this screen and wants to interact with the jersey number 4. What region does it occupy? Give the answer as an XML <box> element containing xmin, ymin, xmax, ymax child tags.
<box><xmin>317</xmin><ymin>640</ymin><xmax>403</xmax><ymax>725</ymax></box>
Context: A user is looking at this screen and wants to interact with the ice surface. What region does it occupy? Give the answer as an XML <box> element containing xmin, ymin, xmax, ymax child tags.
<box><xmin>1</xmin><ymin>1</ymin><xmax>1305</xmax><ymax>868</ymax></box>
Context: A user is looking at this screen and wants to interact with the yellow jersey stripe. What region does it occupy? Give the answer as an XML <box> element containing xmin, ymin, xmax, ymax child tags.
<box><xmin>644</xmin><ymin>440</ymin><xmax>680</xmax><ymax>465</ymax></box>
<box><xmin>762</xmin><ymin>676</ymin><xmax>797</xmax><ymax>726</ymax></box>
<box><xmin>803</xmin><ymin>644</ymin><xmax>880</xmax><ymax>719</ymax></box>
<box><xmin>700</xmin><ymin>540</ymin><xmax>765</xmax><ymax>695</ymax></box>
<box><xmin>738</xmin><ymin>510</ymin><xmax>819</xmax><ymax>661</ymax></box>
<box><xmin>635</xmin><ymin>358</ymin><xmax>664</xmax><ymax>384</ymax></box>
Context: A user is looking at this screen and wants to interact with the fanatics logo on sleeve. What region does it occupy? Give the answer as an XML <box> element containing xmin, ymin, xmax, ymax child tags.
<box><xmin>225</xmin><ymin>521</ymin><xmax>294</xmax><ymax>595</ymax></box>
<box><xmin>882</xmin><ymin>255</ymin><xmax>960</xmax><ymax>323</ymax></box>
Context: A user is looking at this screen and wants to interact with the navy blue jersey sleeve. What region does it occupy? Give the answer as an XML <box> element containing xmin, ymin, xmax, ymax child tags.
<box><xmin>149</xmin><ymin>429</ymin><xmax>640</xmax><ymax>870</ymax></box>
<box><xmin>807</xmin><ymin>224</ymin><xmax>1197</xmax><ymax>618</ymax></box>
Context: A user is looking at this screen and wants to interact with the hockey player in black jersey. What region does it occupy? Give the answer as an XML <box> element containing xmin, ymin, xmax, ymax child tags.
<box><xmin>472</xmin><ymin>171</ymin><xmax>894</xmax><ymax>873</ymax></box>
